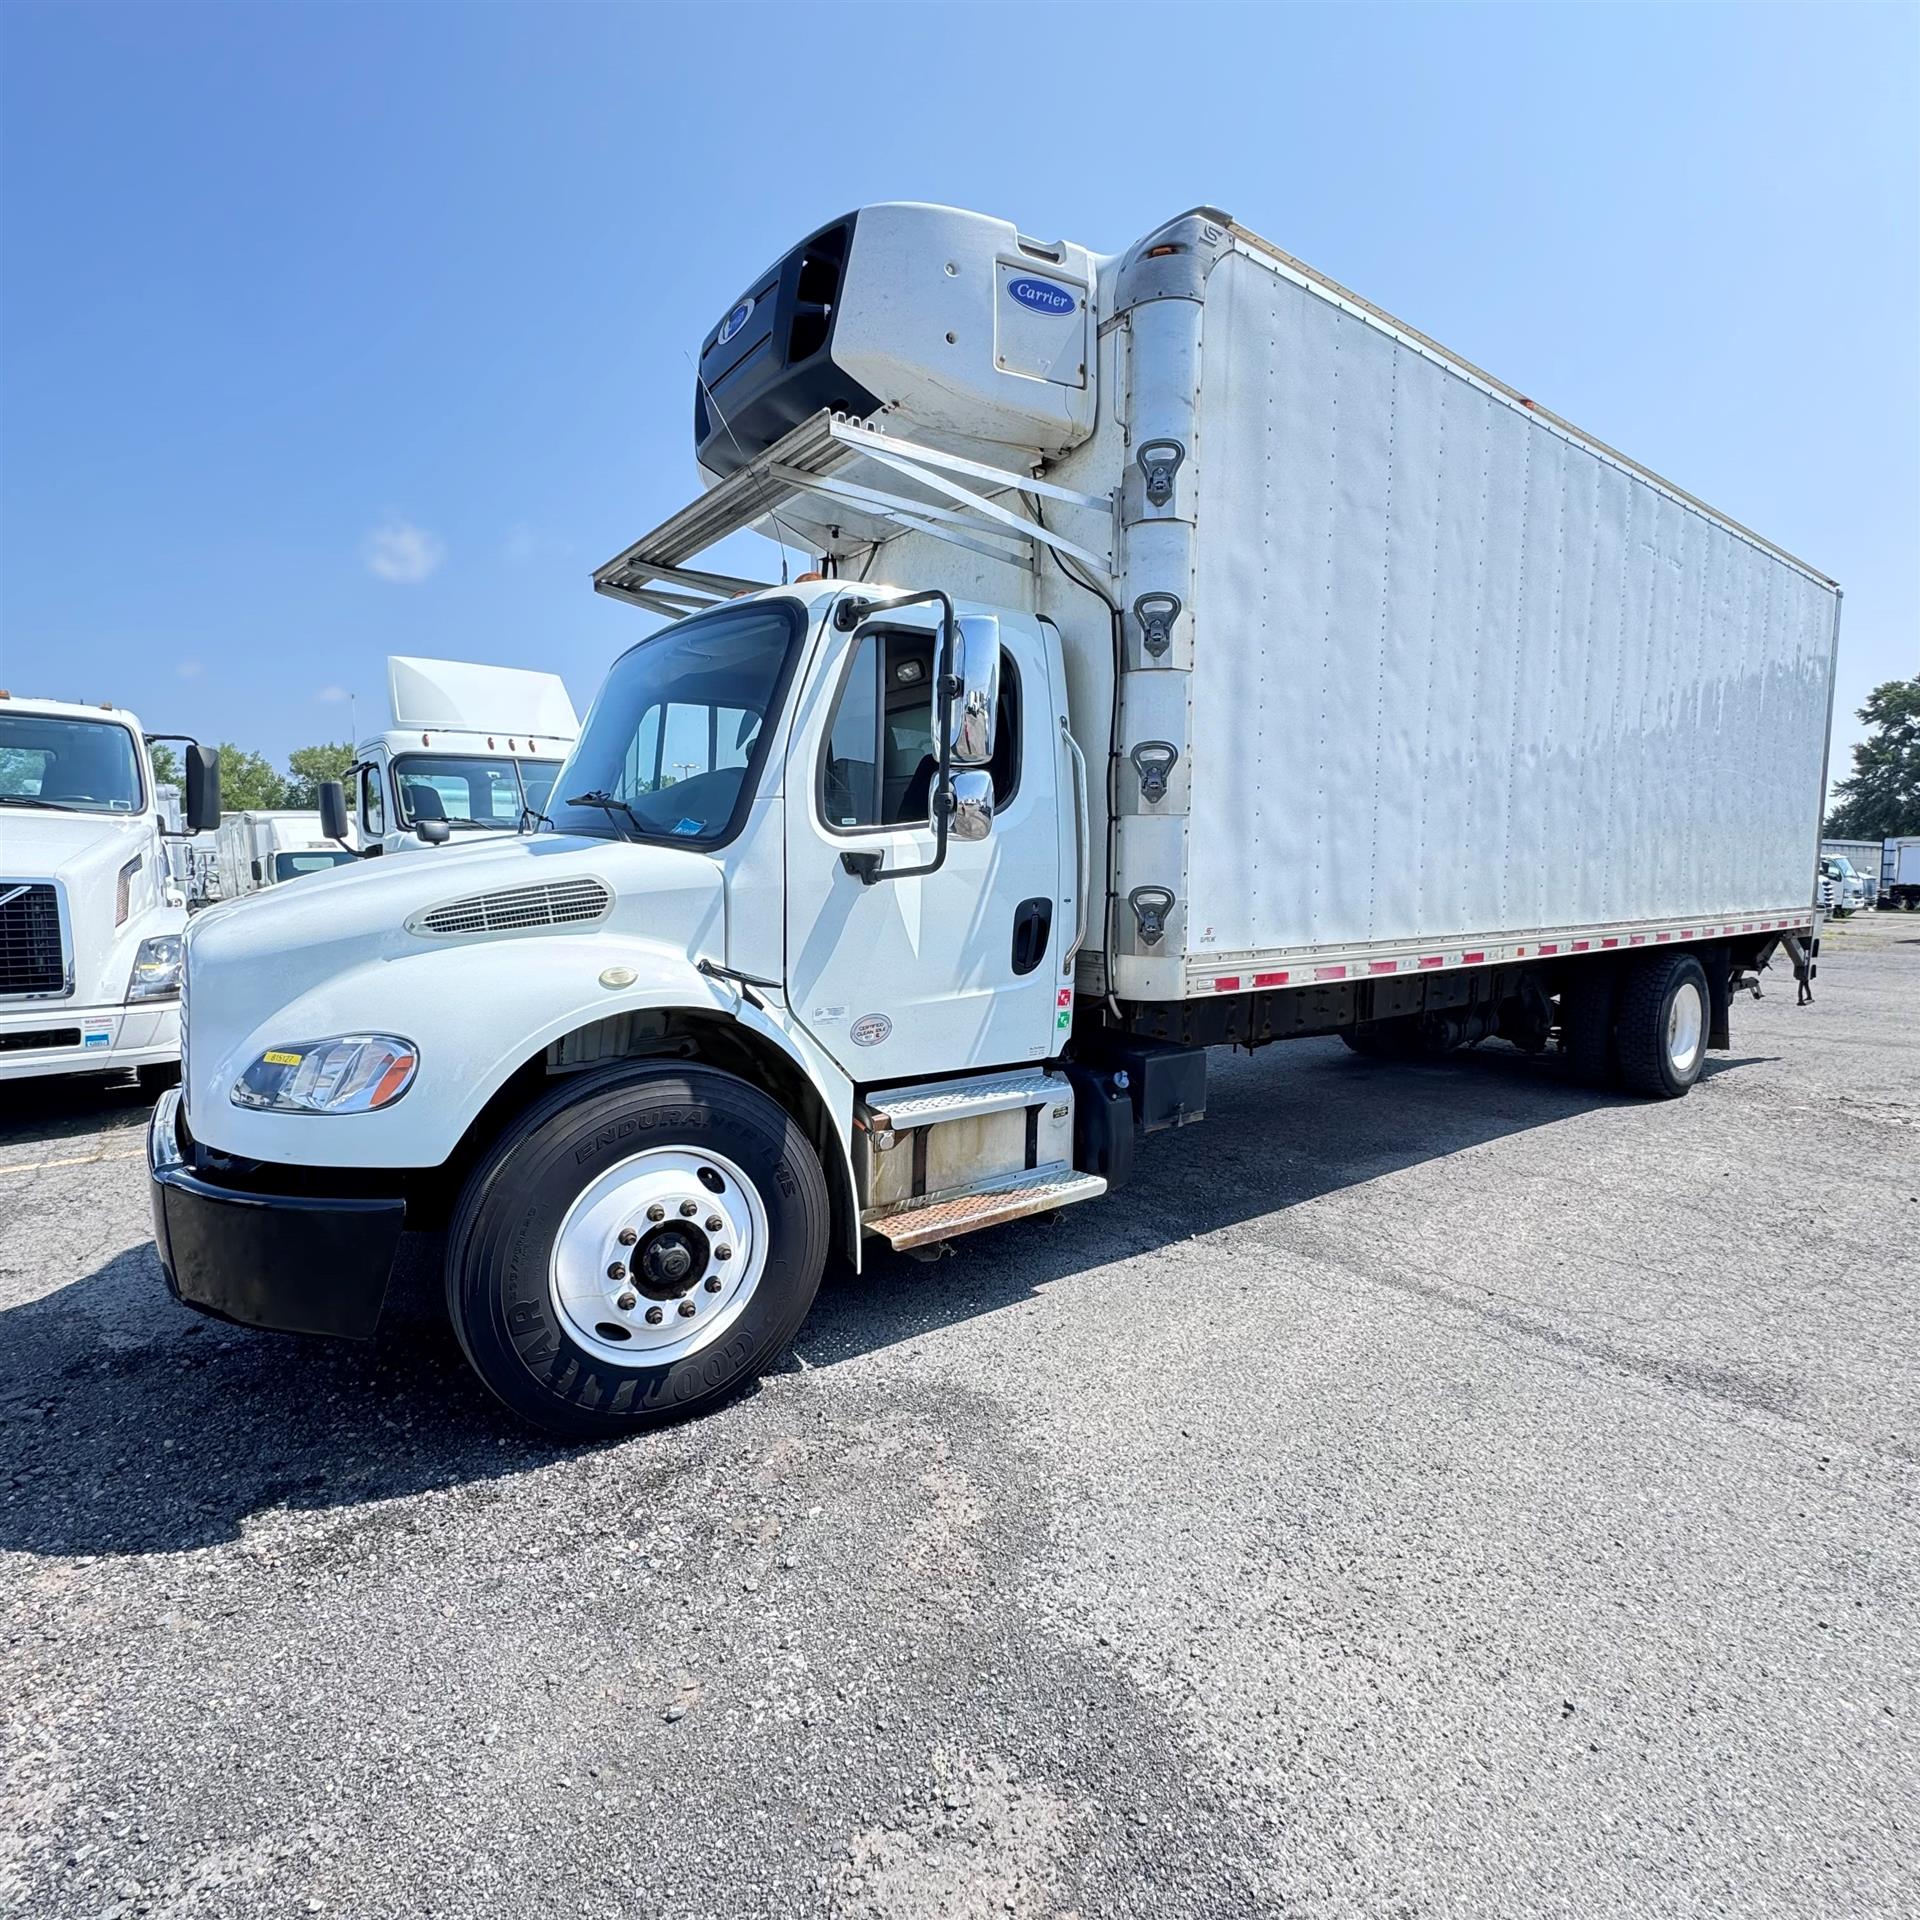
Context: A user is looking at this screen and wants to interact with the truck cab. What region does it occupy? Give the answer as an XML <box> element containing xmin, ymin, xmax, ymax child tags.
<box><xmin>0</xmin><ymin>693</ymin><xmax>218</xmax><ymax>1083</ymax></box>
<box><xmin>350</xmin><ymin>655</ymin><xmax>578</xmax><ymax>857</ymax></box>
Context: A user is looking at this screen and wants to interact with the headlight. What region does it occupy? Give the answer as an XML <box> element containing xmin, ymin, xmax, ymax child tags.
<box><xmin>231</xmin><ymin>1035</ymin><xmax>419</xmax><ymax>1115</ymax></box>
<box><xmin>126</xmin><ymin>933</ymin><xmax>183</xmax><ymax>1002</ymax></box>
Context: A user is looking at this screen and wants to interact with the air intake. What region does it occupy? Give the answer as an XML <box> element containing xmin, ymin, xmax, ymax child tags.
<box><xmin>411</xmin><ymin>877</ymin><xmax>612</xmax><ymax>939</ymax></box>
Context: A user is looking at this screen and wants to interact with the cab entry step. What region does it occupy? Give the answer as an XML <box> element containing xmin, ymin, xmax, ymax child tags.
<box><xmin>866</xmin><ymin>1165</ymin><xmax>1107</xmax><ymax>1252</ymax></box>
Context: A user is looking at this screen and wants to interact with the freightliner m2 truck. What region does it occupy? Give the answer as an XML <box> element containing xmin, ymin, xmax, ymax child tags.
<box><xmin>2</xmin><ymin>693</ymin><xmax>219</xmax><ymax>1084</ymax></box>
<box><xmin>149</xmin><ymin>205</ymin><xmax>1839</xmax><ymax>1436</ymax></box>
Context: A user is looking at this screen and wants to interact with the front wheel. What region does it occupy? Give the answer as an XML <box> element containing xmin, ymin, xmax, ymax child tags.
<box><xmin>446</xmin><ymin>1064</ymin><xmax>831</xmax><ymax>1438</ymax></box>
<box><xmin>1614</xmin><ymin>953</ymin><xmax>1709</xmax><ymax>1099</ymax></box>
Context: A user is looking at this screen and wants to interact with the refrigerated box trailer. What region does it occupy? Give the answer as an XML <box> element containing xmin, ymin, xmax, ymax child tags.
<box><xmin>213</xmin><ymin>810</ymin><xmax>355</xmax><ymax>898</ymax></box>
<box><xmin>150</xmin><ymin>203</ymin><xmax>1838</xmax><ymax>1436</ymax></box>
<box><xmin>1883</xmin><ymin>837</ymin><xmax>1920</xmax><ymax>909</ymax></box>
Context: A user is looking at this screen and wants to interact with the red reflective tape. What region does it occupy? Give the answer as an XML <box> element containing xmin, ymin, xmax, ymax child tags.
<box><xmin>1538</xmin><ymin>943</ymin><xmax>1559</xmax><ymax>956</ymax></box>
<box><xmin>1742</xmin><ymin>923</ymin><xmax>1753</xmax><ymax>932</ymax></box>
<box><xmin>1656</xmin><ymin>932</ymin><xmax>1671</xmax><ymax>943</ymax></box>
<box><xmin>1418</xmin><ymin>955</ymin><xmax>1443</xmax><ymax>969</ymax></box>
<box><xmin>1253</xmin><ymin>970</ymin><xmax>1289</xmax><ymax>987</ymax></box>
<box><xmin>1314</xmin><ymin>964</ymin><xmax>1347</xmax><ymax>981</ymax></box>
<box><xmin>1681</xmin><ymin>930</ymin><xmax>1693</xmax><ymax>940</ymax></box>
<box><xmin>1601</xmin><ymin>938</ymin><xmax>1619</xmax><ymax>949</ymax></box>
<box><xmin>1629</xmin><ymin>935</ymin><xmax>1646</xmax><ymax>946</ymax></box>
<box><xmin>1461</xmin><ymin>950</ymin><xmax>1485</xmax><ymax>965</ymax></box>
<box><xmin>1214</xmin><ymin>976</ymin><xmax>1241</xmax><ymax>993</ymax></box>
<box><xmin>1571</xmin><ymin>940</ymin><xmax>1589</xmax><ymax>952</ymax></box>
<box><xmin>1368</xmin><ymin>959</ymin><xmax>1398</xmax><ymax>976</ymax></box>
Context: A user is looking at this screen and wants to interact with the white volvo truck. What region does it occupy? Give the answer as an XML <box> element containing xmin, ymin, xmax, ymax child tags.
<box><xmin>2</xmin><ymin>693</ymin><xmax>218</xmax><ymax>1083</ymax></box>
<box><xmin>150</xmin><ymin>204</ymin><xmax>1838</xmax><ymax>1436</ymax></box>
<box><xmin>349</xmin><ymin>655</ymin><xmax>578</xmax><ymax>855</ymax></box>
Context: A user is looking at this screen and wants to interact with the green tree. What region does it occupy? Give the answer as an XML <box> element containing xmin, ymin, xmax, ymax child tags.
<box><xmin>213</xmin><ymin>742</ymin><xmax>288</xmax><ymax>811</ymax></box>
<box><xmin>284</xmin><ymin>741</ymin><xmax>356</xmax><ymax>811</ymax></box>
<box><xmin>1825</xmin><ymin>679</ymin><xmax>1920</xmax><ymax>839</ymax></box>
<box><xmin>148</xmin><ymin>742</ymin><xmax>181</xmax><ymax>788</ymax></box>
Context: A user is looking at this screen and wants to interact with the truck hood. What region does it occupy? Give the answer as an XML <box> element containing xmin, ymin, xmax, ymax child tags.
<box><xmin>181</xmin><ymin>833</ymin><xmax>729</xmax><ymax>1149</ymax></box>
<box><xmin>2</xmin><ymin>807</ymin><xmax>178</xmax><ymax>1005</ymax></box>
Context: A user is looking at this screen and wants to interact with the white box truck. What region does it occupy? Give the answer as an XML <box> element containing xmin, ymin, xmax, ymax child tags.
<box><xmin>2</xmin><ymin>693</ymin><xmax>219</xmax><ymax>1083</ymax></box>
<box><xmin>150</xmin><ymin>204</ymin><xmax>1838</xmax><ymax>1436</ymax></box>
<box><xmin>347</xmin><ymin>656</ymin><xmax>579</xmax><ymax>856</ymax></box>
<box><xmin>1882</xmin><ymin>837</ymin><xmax>1920</xmax><ymax>910</ymax></box>
<box><xmin>213</xmin><ymin>810</ymin><xmax>355</xmax><ymax>898</ymax></box>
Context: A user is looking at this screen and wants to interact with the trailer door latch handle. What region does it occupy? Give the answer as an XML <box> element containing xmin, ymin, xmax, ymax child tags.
<box><xmin>1128</xmin><ymin>886</ymin><xmax>1175</xmax><ymax>946</ymax></box>
<box><xmin>1136</xmin><ymin>439</ymin><xmax>1186</xmax><ymax>508</ymax></box>
<box><xmin>1129</xmin><ymin>741</ymin><xmax>1180</xmax><ymax>804</ymax></box>
<box><xmin>1133</xmin><ymin>592</ymin><xmax>1181</xmax><ymax>659</ymax></box>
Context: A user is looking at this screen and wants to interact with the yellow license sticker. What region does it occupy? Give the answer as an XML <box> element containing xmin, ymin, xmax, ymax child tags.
<box><xmin>262</xmin><ymin>1050</ymin><xmax>303</xmax><ymax>1067</ymax></box>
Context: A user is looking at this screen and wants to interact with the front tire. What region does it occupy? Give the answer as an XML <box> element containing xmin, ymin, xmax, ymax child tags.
<box><xmin>1614</xmin><ymin>953</ymin><xmax>1709</xmax><ymax>1099</ymax></box>
<box><xmin>446</xmin><ymin>1064</ymin><xmax>830</xmax><ymax>1438</ymax></box>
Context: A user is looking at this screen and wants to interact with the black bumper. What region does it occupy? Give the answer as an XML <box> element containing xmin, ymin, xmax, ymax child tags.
<box><xmin>148</xmin><ymin>1087</ymin><xmax>406</xmax><ymax>1340</ymax></box>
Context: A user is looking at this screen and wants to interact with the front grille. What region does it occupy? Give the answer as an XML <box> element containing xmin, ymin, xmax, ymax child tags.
<box><xmin>414</xmin><ymin>877</ymin><xmax>612</xmax><ymax>938</ymax></box>
<box><xmin>0</xmin><ymin>1025</ymin><xmax>80</xmax><ymax>1053</ymax></box>
<box><xmin>0</xmin><ymin>882</ymin><xmax>66</xmax><ymax>996</ymax></box>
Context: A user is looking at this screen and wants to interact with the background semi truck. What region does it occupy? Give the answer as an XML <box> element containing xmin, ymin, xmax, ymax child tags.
<box><xmin>150</xmin><ymin>203</ymin><xmax>1838</xmax><ymax>1436</ymax></box>
<box><xmin>1</xmin><ymin>692</ymin><xmax>218</xmax><ymax>1083</ymax></box>
<box><xmin>350</xmin><ymin>655</ymin><xmax>579</xmax><ymax>854</ymax></box>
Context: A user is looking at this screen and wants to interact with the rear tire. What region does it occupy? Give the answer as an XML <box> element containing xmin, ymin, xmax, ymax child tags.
<box><xmin>446</xmin><ymin>1063</ymin><xmax>830</xmax><ymax>1439</ymax></box>
<box><xmin>1559</xmin><ymin>965</ymin><xmax>1618</xmax><ymax>1087</ymax></box>
<box><xmin>1614</xmin><ymin>953</ymin><xmax>1709</xmax><ymax>1099</ymax></box>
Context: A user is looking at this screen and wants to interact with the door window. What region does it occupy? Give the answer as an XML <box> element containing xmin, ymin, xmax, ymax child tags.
<box><xmin>362</xmin><ymin>766</ymin><xmax>386</xmax><ymax>835</ymax></box>
<box><xmin>819</xmin><ymin>631</ymin><xmax>1020</xmax><ymax>830</ymax></box>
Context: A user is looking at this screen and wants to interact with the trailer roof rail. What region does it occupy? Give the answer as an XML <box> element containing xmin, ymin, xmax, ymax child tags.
<box><xmin>593</xmin><ymin>411</ymin><xmax>1116</xmax><ymax>618</ymax></box>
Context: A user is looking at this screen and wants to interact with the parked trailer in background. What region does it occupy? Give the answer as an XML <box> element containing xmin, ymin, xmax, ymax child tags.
<box><xmin>1884</xmin><ymin>837</ymin><xmax>1920</xmax><ymax>910</ymax></box>
<box><xmin>350</xmin><ymin>656</ymin><xmax>579</xmax><ymax>855</ymax></box>
<box><xmin>1</xmin><ymin>692</ymin><xmax>218</xmax><ymax>1083</ymax></box>
<box><xmin>151</xmin><ymin>202</ymin><xmax>1838</xmax><ymax>1437</ymax></box>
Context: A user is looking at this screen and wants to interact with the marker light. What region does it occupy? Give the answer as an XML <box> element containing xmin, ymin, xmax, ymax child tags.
<box><xmin>231</xmin><ymin>1035</ymin><xmax>419</xmax><ymax>1114</ymax></box>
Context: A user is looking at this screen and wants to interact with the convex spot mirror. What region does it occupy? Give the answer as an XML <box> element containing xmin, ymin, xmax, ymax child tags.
<box><xmin>947</xmin><ymin>769</ymin><xmax>994</xmax><ymax>843</ymax></box>
<box><xmin>947</xmin><ymin>613</ymin><xmax>999</xmax><ymax>768</ymax></box>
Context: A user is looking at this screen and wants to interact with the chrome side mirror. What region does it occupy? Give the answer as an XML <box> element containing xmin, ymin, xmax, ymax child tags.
<box><xmin>947</xmin><ymin>769</ymin><xmax>994</xmax><ymax>842</ymax></box>
<box><xmin>947</xmin><ymin>614</ymin><xmax>999</xmax><ymax>768</ymax></box>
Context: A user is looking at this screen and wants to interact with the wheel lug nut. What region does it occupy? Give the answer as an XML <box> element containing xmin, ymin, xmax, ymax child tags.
<box><xmin>645</xmin><ymin>1306</ymin><xmax>664</xmax><ymax>1325</ymax></box>
<box><xmin>714</xmin><ymin>1245</ymin><xmax>732</xmax><ymax>1261</ymax></box>
<box><xmin>618</xmin><ymin>1227</ymin><xmax>638</xmax><ymax>1246</ymax></box>
<box><xmin>703</xmin><ymin>1276</ymin><xmax>722</xmax><ymax>1293</ymax></box>
<box><xmin>679</xmin><ymin>1200</ymin><xmax>699</xmax><ymax>1218</ymax></box>
<box><xmin>647</xmin><ymin>1204</ymin><xmax>665</xmax><ymax>1223</ymax></box>
<box><xmin>705</xmin><ymin>1214</ymin><xmax>723</xmax><ymax>1233</ymax></box>
<box><xmin>607</xmin><ymin>1262</ymin><xmax>627</xmax><ymax>1281</ymax></box>
<box><xmin>616</xmin><ymin>1290</ymin><xmax>638</xmax><ymax>1312</ymax></box>
<box><xmin>677</xmin><ymin>1300</ymin><xmax>697</xmax><ymax>1318</ymax></box>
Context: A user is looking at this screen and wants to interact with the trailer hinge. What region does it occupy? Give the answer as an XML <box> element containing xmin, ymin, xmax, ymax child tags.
<box><xmin>1129</xmin><ymin>741</ymin><xmax>1180</xmax><ymax>805</ymax></box>
<box><xmin>1134</xmin><ymin>592</ymin><xmax>1181</xmax><ymax>660</ymax></box>
<box><xmin>1128</xmin><ymin>885</ymin><xmax>1175</xmax><ymax>947</ymax></box>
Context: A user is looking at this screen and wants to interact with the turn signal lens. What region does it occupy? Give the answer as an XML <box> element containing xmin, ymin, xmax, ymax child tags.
<box><xmin>231</xmin><ymin>1034</ymin><xmax>419</xmax><ymax>1114</ymax></box>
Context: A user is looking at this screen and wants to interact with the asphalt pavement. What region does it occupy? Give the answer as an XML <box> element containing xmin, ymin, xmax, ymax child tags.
<box><xmin>2</xmin><ymin>916</ymin><xmax>1915</xmax><ymax>1919</ymax></box>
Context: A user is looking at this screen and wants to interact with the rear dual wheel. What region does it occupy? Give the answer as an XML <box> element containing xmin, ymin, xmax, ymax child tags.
<box><xmin>1612</xmin><ymin>952</ymin><xmax>1709</xmax><ymax>1099</ymax></box>
<box><xmin>446</xmin><ymin>1064</ymin><xmax>830</xmax><ymax>1439</ymax></box>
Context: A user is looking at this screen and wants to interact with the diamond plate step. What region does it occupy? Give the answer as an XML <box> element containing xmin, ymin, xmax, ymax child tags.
<box><xmin>861</xmin><ymin>1067</ymin><xmax>1070</xmax><ymax>1133</ymax></box>
<box><xmin>866</xmin><ymin>1165</ymin><xmax>1107</xmax><ymax>1252</ymax></box>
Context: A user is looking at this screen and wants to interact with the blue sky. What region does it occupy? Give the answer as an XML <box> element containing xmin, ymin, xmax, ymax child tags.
<box><xmin>2</xmin><ymin>2</ymin><xmax>1914</xmax><ymax>796</ymax></box>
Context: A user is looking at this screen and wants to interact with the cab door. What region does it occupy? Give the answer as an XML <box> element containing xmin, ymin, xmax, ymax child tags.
<box><xmin>783</xmin><ymin>601</ymin><xmax>1066</xmax><ymax>1084</ymax></box>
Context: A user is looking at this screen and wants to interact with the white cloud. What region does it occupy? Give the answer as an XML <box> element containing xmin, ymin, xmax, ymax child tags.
<box><xmin>175</xmin><ymin>658</ymin><xmax>205</xmax><ymax>679</ymax></box>
<box><xmin>503</xmin><ymin>520</ymin><xmax>574</xmax><ymax>566</ymax></box>
<box><xmin>317</xmin><ymin>684</ymin><xmax>350</xmax><ymax>704</ymax></box>
<box><xmin>362</xmin><ymin>517</ymin><xmax>446</xmax><ymax>585</ymax></box>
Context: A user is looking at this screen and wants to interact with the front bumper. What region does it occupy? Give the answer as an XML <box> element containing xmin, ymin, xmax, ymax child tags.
<box><xmin>0</xmin><ymin>1001</ymin><xmax>179</xmax><ymax>1083</ymax></box>
<box><xmin>147</xmin><ymin>1086</ymin><xmax>406</xmax><ymax>1340</ymax></box>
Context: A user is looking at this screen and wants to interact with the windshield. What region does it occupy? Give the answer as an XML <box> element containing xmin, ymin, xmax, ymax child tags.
<box><xmin>544</xmin><ymin>599</ymin><xmax>804</xmax><ymax>845</ymax></box>
<box><xmin>392</xmin><ymin>754</ymin><xmax>557</xmax><ymax>831</ymax></box>
<box><xmin>0</xmin><ymin>713</ymin><xmax>144</xmax><ymax>814</ymax></box>
<box><xmin>274</xmin><ymin>850</ymin><xmax>355</xmax><ymax>882</ymax></box>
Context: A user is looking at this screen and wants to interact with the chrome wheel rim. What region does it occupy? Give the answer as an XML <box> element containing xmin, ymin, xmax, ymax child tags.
<box><xmin>550</xmin><ymin>1145</ymin><xmax>767</xmax><ymax>1368</ymax></box>
<box><xmin>1666</xmin><ymin>980</ymin><xmax>1705</xmax><ymax>1075</ymax></box>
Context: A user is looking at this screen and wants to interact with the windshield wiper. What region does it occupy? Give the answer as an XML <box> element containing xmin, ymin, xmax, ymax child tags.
<box><xmin>0</xmin><ymin>794</ymin><xmax>84</xmax><ymax>811</ymax></box>
<box><xmin>565</xmin><ymin>789</ymin><xmax>646</xmax><ymax>838</ymax></box>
